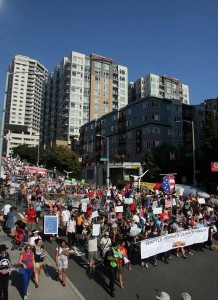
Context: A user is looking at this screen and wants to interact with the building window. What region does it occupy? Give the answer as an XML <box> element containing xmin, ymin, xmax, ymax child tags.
<box><xmin>143</xmin><ymin>127</ymin><xmax>150</xmax><ymax>134</ymax></box>
<box><xmin>143</xmin><ymin>102</ymin><xmax>149</xmax><ymax>109</ymax></box>
<box><xmin>151</xmin><ymin>101</ymin><xmax>160</xmax><ymax>108</ymax></box>
<box><xmin>152</xmin><ymin>127</ymin><xmax>161</xmax><ymax>134</ymax></box>
<box><xmin>152</xmin><ymin>114</ymin><xmax>160</xmax><ymax>121</ymax></box>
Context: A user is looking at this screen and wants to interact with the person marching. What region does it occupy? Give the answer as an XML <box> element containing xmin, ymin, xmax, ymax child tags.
<box><xmin>105</xmin><ymin>241</ymin><xmax>123</xmax><ymax>297</ymax></box>
<box><xmin>0</xmin><ymin>244</ymin><xmax>11</xmax><ymax>300</ymax></box>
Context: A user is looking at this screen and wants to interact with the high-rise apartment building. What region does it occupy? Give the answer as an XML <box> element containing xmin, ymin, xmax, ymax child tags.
<box><xmin>3</xmin><ymin>55</ymin><xmax>47</xmax><ymax>156</ymax></box>
<box><xmin>128</xmin><ymin>73</ymin><xmax>189</xmax><ymax>104</ymax></box>
<box><xmin>41</xmin><ymin>52</ymin><xmax>128</xmax><ymax>147</ymax></box>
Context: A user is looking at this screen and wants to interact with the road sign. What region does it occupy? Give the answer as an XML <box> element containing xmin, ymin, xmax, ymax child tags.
<box><xmin>100</xmin><ymin>157</ymin><xmax>109</xmax><ymax>162</ymax></box>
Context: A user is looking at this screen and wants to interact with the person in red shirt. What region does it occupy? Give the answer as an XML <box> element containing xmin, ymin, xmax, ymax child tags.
<box><xmin>25</xmin><ymin>205</ymin><xmax>36</xmax><ymax>235</ymax></box>
<box><xmin>18</xmin><ymin>244</ymin><xmax>36</xmax><ymax>300</ymax></box>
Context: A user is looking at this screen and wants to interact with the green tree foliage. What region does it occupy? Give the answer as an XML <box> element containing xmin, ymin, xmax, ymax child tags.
<box><xmin>13</xmin><ymin>144</ymin><xmax>38</xmax><ymax>164</ymax></box>
<box><xmin>42</xmin><ymin>145</ymin><xmax>81</xmax><ymax>175</ymax></box>
<box><xmin>144</xmin><ymin>143</ymin><xmax>193</xmax><ymax>183</ymax></box>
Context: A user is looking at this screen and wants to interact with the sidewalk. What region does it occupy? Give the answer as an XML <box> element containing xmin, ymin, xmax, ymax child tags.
<box><xmin>1</xmin><ymin>230</ymin><xmax>85</xmax><ymax>300</ymax></box>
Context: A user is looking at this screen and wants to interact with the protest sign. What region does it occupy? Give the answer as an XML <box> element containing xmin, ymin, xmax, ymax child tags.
<box><xmin>92</xmin><ymin>224</ymin><xmax>100</xmax><ymax>236</ymax></box>
<box><xmin>153</xmin><ymin>207</ymin><xmax>162</xmax><ymax>215</ymax></box>
<box><xmin>130</xmin><ymin>226</ymin><xmax>141</xmax><ymax>237</ymax></box>
<box><xmin>82</xmin><ymin>202</ymin><xmax>87</xmax><ymax>212</ymax></box>
<box><xmin>124</xmin><ymin>197</ymin><xmax>133</xmax><ymax>205</ymax></box>
<box><xmin>91</xmin><ymin>210</ymin><xmax>99</xmax><ymax>219</ymax></box>
<box><xmin>198</xmin><ymin>198</ymin><xmax>205</xmax><ymax>204</ymax></box>
<box><xmin>141</xmin><ymin>227</ymin><xmax>209</xmax><ymax>259</ymax></box>
<box><xmin>115</xmin><ymin>206</ymin><xmax>123</xmax><ymax>213</ymax></box>
<box><xmin>88</xmin><ymin>238</ymin><xmax>97</xmax><ymax>252</ymax></box>
<box><xmin>44</xmin><ymin>215</ymin><xmax>58</xmax><ymax>235</ymax></box>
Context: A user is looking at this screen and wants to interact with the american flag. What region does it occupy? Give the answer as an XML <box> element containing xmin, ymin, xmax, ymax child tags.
<box><xmin>162</xmin><ymin>175</ymin><xmax>175</xmax><ymax>194</ymax></box>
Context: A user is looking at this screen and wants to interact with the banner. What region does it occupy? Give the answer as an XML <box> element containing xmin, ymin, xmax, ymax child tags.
<box><xmin>141</xmin><ymin>228</ymin><xmax>209</xmax><ymax>259</ymax></box>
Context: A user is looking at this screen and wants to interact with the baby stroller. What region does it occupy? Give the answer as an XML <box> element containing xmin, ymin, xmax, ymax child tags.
<box><xmin>11</xmin><ymin>228</ymin><xmax>24</xmax><ymax>250</ymax></box>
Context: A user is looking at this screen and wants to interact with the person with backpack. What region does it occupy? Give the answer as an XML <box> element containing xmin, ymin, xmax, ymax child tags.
<box><xmin>105</xmin><ymin>241</ymin><xmax>123</xmax><ymax>297</ymax></box>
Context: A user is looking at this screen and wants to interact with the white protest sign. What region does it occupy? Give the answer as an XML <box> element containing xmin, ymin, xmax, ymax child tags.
<box><xmin>198</xmin><ymin>198</ymin><xmax>205</xmax><ymax>204</ymax></box>
<box><xmin>91</xmin><ymin>210</ymin><xmax>99</xmax><ymax>219</ymax></box>
<box><xmin>82</xmin><ymin>202</ymin><xmax>87</xmax><ymax>212</ymax></box>
<box><xmin>88</xmin><ymin>238</ymin><xmax>98</xmax><ymax>252</ymax></box>
<box><xmin>124</xmin><ymin>197</ymin><xmax>133</xmax><ymax>205</ymax></box>
<box><xmin>92</xmin><ymin>224</ymin><xmax>100</xmax><ymax>236</ymax></box>
<box><xmin>153</xmin><ymin>207</ymin><xmax>162</xmax><ymax>215</ymax></box>
<box><xmin>141</xmin><ymin>228</ymin><xmax>209</xmax><ymax>259</ymax></box>
<box><xmin>130</xmin><ymin>227</ymin><xmax>141</xmax><ymax>237</ymax></box>
<box><xmin>115</xmin><ymin>206</ymin><xmax>123</xmax><ymax>213</ymax></box>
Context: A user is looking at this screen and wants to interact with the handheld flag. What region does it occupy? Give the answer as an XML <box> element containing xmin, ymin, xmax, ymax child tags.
<box><xmin>162</xmin><ymin>175</ymin><xmax>175</xmax><ymax>194</ymax></box>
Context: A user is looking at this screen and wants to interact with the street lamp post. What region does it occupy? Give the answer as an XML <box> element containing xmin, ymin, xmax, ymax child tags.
<box><xmin>96</xmin><ymin>134</ymin><xmax>110</xmax><ymax>189</ymax></box>
<box><xmin>177</xmin><ymin>120</ymin><xmax>196</xmax><ymax>186</ymax></box>
<box><xmin>0</xmin><ymin>71</ymin><xmax>45</xmax><ymax>178</ymax></box>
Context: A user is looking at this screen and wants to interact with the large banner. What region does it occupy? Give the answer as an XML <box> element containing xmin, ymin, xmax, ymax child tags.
<box><xmin>141</xmin><ymin>228</ymin><xmax>209</xmax><ymax>259</ymax></box>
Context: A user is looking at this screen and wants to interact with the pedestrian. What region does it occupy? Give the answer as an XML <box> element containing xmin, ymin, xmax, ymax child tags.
<box><xmin>28</xmin><ymin>230</ymin><xmax>42</xmax><ymax>246</ymax></box>
<box><xmin>25</xmin><ymin>205</ymin><xmax>36</xmax><ymax>236</ymax></box>
<box><xmin>0</xmin><ymin>244</ymin><xmax>11</xmax><ymax>300</ymax></box>
<box><xmin>1</xmin><ymin>203</ymin><xmax>11</xmax><ymax>229</ymax></box>
<box><xmin>18</xmin><ymin>244</ymin><xmax>36</xmax><ymax>300</ymax></box>
<box><xmin>55</xmin><ymin>240</ymin><xmax>70</xmax><ymax>286</ymax></box>
<box><xmin>35</xmin><ymin>199</ymin><xmax>42</xmax><ymax>224</ymax></box>
<box><xmin>105</xmin><ymin>240</ymin><xmax>123</xmax><ymax>297</ymax></box>
<box><xmin>86</xmin><ymin>229</ymin><xmax>98</xmax><ymax>274</ymax></box>
<box><xmin>32</xmin><ymin>239</ymin><xmax>46</xmax><ymax>288</ymax></box>
<box><xmin>100</xmin><ymin>231</ymin><xmax>112</xmax><ymax>257</ymax></box>
<box><xmin>66</xmin><ymin>214</ymin><xmax>77</xmax><ymax>249</ymax></box>
<box><xmin>5</xmin><ymin>207</ymin><xmax>16</xmax><ymax>236</ymax></box>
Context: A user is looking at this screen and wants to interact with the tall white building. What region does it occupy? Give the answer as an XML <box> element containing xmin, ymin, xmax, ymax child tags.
<box><xmin>128</xmin><ymin>73</ymin><xmax>189</xmax><ymax>104</ymax></box>
<box><xmin>4</xmin><ymin>55</ymin><xmax>47</xmax><ymax>156</ymax></box>
<box><xmin>42</xmin><ymin>52</ymin><xmax>128</xmax><ymax>147</ymax></box>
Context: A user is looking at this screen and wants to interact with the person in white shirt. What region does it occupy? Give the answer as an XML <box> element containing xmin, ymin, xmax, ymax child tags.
<box><xmin>66</xmin><ymin>215</ymin><xmax>76</xmax><ymax>249</ymax></box>
<box><xmin>28</xmin><ymin>230</ymin><xmax>42</xmax><ymax>246</ymax></box>
<box><xmin>2</xmin><ymin>203</ymin><xmax>11</xmax><ymax>228</ymax></box>
<box><xmin>61</xmin><ymin>207</ymin><xmax>70</xmax><ymax>233</ymax></box>
<box><xmin>100</xmin><ymin>232</ymin><xmax>112</xmax><ymax>257</ymax></box>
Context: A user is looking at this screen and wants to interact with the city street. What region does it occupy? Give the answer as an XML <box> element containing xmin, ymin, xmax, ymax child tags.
<box><xmin>1</xmin><ymin>197</ymin><xmax>218</xmax><ymax>300</ymax></box>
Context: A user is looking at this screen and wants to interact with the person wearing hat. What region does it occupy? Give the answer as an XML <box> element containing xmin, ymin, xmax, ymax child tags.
<box><xmin>156</xmin><ymin>291</ymin><xmax>170</xmax><ymax>300</ymax></box>
<box><xmin>28</xmin><ymin>230</ymin><xmax>42</xmax><ymax>246</ymax></box>
<box><xmin>0</xmin><ymin>244</ymin><xmax>11</xmax><ymax>300</ymax></box>
<box><xmin>100</xmin><ymin>231</ymin><xmax>112</xmax><ymax>257</ymax></box>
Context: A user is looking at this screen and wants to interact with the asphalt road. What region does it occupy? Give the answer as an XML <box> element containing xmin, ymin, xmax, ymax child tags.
<box><xmin>1</xmin><ymin>197</ymin><xmax>218</xmax><ymax>300</ymax></box>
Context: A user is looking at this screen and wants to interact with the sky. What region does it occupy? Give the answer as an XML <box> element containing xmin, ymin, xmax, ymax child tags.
<box><xmin>0</xmin><ymin>0</ymin><xmax>218</xmax><ymax>108</ymax></box>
